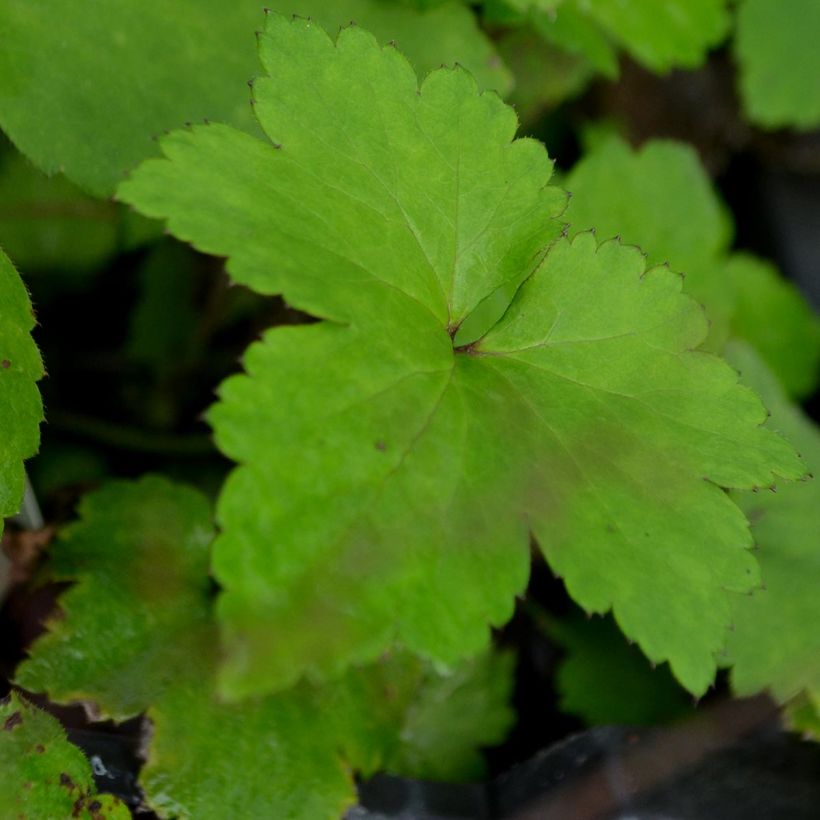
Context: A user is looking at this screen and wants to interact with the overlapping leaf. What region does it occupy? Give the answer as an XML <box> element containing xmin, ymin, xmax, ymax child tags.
<box><xmin>331</xmin><ymin>649</ymin><xmax>515</xmax><ymax>781</ymax></box>
<box><xmin>267</xmin><ymin>0</ymin><xmax>512</xmax><ymax>94</ymax></box>
<box><xmin>572</xmin><ymin>0</ymin><xmax>730</xmax><ymax>73</ymax></box>
<box><xmin>17</xmin><ymin>477</ymin><xmax>516</xmax><ymax>817</ymax></box>
<box><xmin>143</xmin><ymin>647</ymin><xmax>513</xmax><ymax>818</ymax></box>
<box><xmin>0</xmin><ymin>0</ymin><xmax>509</xmax><ymax>197</ymax></box>
<box><xmin>493</xmin><ymin>0</ymin><xmax>729</xmax><ymax>78</ymax></box>
<box><xmin>119</xmin><ymin>14</ymin><xmax>803</xmax><ymax>700</ymax></box>
<box><xmin>0</xmin><ymin>147</ymin><xmax>119</xmax><ymax>274</ymax></box>
<box><xmin>787</xmin><ymin>693</ymin><xmax>820</xmax><ymax>741</ymax></box>
<box><xmin>15</xmin><ymin>476</ymin><xmax>356</xmax><ymax>818</ymax></box>
<box><xmin>496</xmin><ymin>27</ymin><xmax>595</xmax><ymax>121</ymax></box>
<box><xmin>0</xmin><ymin>248</ymin><xmax>43</xmax><ymax>537</ymax></box>
<box><xmin>14</xmin><ymin>477</ymin><xmax>348</xmax><ymax>820</ymax></box>
<box><xmin>0</xmin><ymin>0</ymin><xmax>262</xmax><ymax>197</ymax></box>
<box><xmin>723</xmin><ymin>343</ymin><xmax>820</xmax><ymax>708</ymax></box>
<box><xmin>15</xmin><ymin>477</ymin><xmax>215</xmax><ymax>718</ymax></box>
<box><xmin>541</xmin><ymin>611</ymin><xmax>691</xmax><ymax>726</ymax></box>
<box><xmin>565</xmin><ymin>135</ymin><xmax>820</xmax><ymax>398</ymax></box>
<box><xmin>0</xmin><ymin>691</ymin><xmax>129</xmax><ymax>819</ymax></box>
<box><xmin>735</xmin><ymin>0</ymin><xmax>820</xmax><ymax>130</ymax></box>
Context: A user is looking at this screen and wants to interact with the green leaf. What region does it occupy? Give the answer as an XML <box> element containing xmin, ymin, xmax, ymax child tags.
<box><xmin>0</xmin><ymin>691</ymin><xmax>129</xmax><ymax>819</ymax></box>
<box><xmin>140</xmin><ymin>659</ymin><xmax>356</xmax><ymax>820</ymax></box>
<box><xmin>17</xmin><ymin>477</ymin><xmax>515</xmax><ymax>816</ymax></box>
<box><xmin>266</xmin><ymin>0</ymin><xmax>512</xmax><ymax>95</ymax></box>
<box><xmin>565</xmin><ymin>135</ymin><xmax>820</xmax><ymax>398</ymax></box>
<box><xmin>0</xmin><ymin>0</ymin><xmax>510</xmax><ymax>198</ymax></box>
<box><xmin>566</xmin><ymin>137</ymin><xmax>731</xmax><ymax>272</ymax></box>
<box><xmin>786</xmin><ymin>692</ymin><xmax>820</xmax><ymax>741</ymax></box>
<box><xmin>144</xmin><ymin>646</ymin><xmax>515</xmax><ymax>819</ymax></box>
<box><xmin>723</xmin><ymin>343</ymin><xmax>820</xmax><ymax>707</ymax></box>
<box><xmin>496</xmin><ymin>27</ymin><xmax>596</xmax><ymax>119</ymax></box>
<box><xmin>16</xmin><ymin>476</ymin><xmax>357</xmax><ymax>818</ymax></box>
<box><xmin>724</xmin><ymin>254</ymin><xmax>820</xmax><ymax>400</ymax></box>
<box><xmin>523</xmin><ymin>0</ymin><xmax>729</xmax><ymax>76</ymax></box>
<box><xmin>332</xmin><ymin>649</ymin><xmax>515</xmax><ymax>781</ymax></box>
<box><xmin>16</xmin><ymin>476</ymin><xmax>215</xmax><ymax>719</ymax></box>
<box><xmin>735</xmin><ymin>0</ymin><xmax>820</xmax><ymax>131</ymax></box>
<box><xmin>0</xmin><ymin>248</ymin><xmax>43</xmax><ymax>534</ymax></box>
<box><xmin>544</xmin><ymin>611</ymin><xmax>691</xmax><ymax>726</ymax></box>
<box><xmin>384</xmin><ymin>650</ymin><xmax>515</xmax><ymax>781</ymax></box>
<box><xmin>502</xmin><ymin>0</ymin><xmax>562</xmax><ymax>12</ymax></box>
<box><xmin>0</xmin><ymin>147</ymin><xmax>119</xmax><ymax>274</ymax></box>
<box><xmin>119</xmin><ymin>15</ymin><xmax>802</xmax><ymax>700</ymax></box>
<box><xmin>529</xmin><ymin>3</ymin><xmax>619</xmax><ymax>77</ymax></box>
<box><xmin>574</xmin><ymin>0</ymin><xmax>730</xmax><ymax>73</ymax></box>
<box><xmin>127</xmin><ymin>241</ymin><xmax>200</xmax><ymax>374</ymax></box>
<box><xmin>0</xmin><ymin>0</ymin><xmax>265</xmax><ymax>197</ymax></box>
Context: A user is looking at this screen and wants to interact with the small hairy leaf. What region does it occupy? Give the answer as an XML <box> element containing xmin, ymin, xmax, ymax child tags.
<box><xmin>724</xmin><ymin>343</ymin><xmax>820</xmax><ymax>707</ymax></box>
<box><xmin>735</xmin><ymin>0</ymin><xmax>820</xmax><ymax>130</ymax></box>
<box><xmin>15</xmin><ymin>476</ymin><xmax>215</xmax><ymax>719</ymax></box>
<box><xmin>0</xmin><ymin>248</ymin><xmax>43</xmax><ymax>535</ymax></box>
<box><xmin>565</xmin><ymin>135</ymin><xmax>820</xmax><ymax>398</ymax></box>
<box><xmin>119</xmin><ymin>15</ymin><xmax>802</xmax><ymax>699</ymax></box>
<box><xmin>0</xmin><ymin>691</ymin><xmax>129</xmax><ymax>819</ymax></box>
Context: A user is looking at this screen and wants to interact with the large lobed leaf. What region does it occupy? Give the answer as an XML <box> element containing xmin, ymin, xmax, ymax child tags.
<box><xmin>724</xmin><ymin>343</ymin><xmax>820</xmax><ymax>708</ymax></box>
<box><xmin>565</xmin><ymin>135</ymin><xmax>820</xmax><ymax>399</ymax></box>
<box><xmin>0</xmin><ymin>247</ymin><xmax>43</xmax><ymax>535</ymax></box>
<box><xmin>119</xmin><ymin>14</ymin><xmax>803</xmax><ymax>700</ymax></box>
<box><xmin>0</xmin><ymin>691</ymin><xmax>129</xmax><ymax>819</ymax></box>
<box><xmin>17</xmin><ymin>477</ymin><xmax>515</xmax><ymax>818</ymax></box>
<box><xmin>0</xmin><ymin>0</ymin><xmax>509</xmax><ymax>197</ymax></box>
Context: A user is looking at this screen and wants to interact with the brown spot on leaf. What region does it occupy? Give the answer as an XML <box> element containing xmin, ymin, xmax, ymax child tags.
<box><xmin>60</xmin><ymin>773</ymin><xmax>76</xmax><ymax>789</ymax></box>
<box><xmin>1</xmin><ymin>359</ymin><xmax>10</xmax><ymax>369</ymax></box>
<box><xmin>87</xmin><ymin>801</ymin><xmax>101</xmax><ymax>813</ymax></box>
<box><xmin>3</xmin><ymin>712</ymin><xmax>22</xmax><ymax>731</ymax></box>
<box><xmin>35</xmin><ymin>744</ymin><xmax>45</xmax><ymax>753</ymax></box>
<box><xmin>374</xmin><ymin>440</ymin><xmax>386</xmax><ymax>451</ymax></box>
